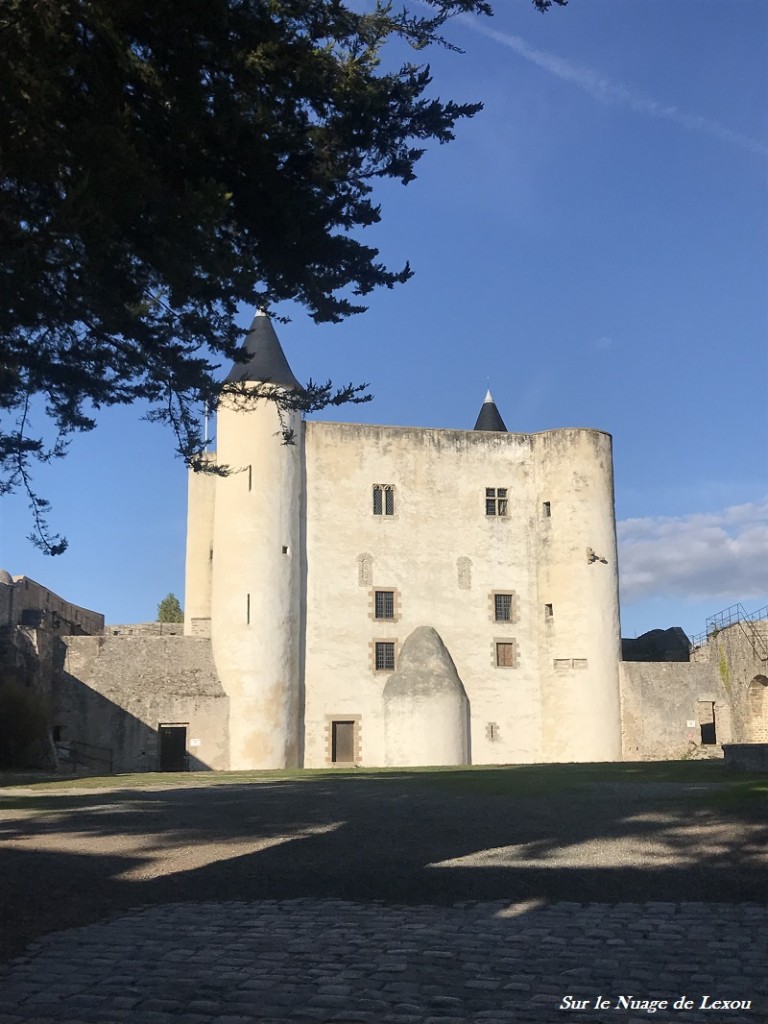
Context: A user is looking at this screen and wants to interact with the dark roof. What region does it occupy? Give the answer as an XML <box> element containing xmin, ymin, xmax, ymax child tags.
<box><xmin>224</xmin><ymin>313</ymin><xmax>301</xmax><ymax>389</ymax></box>
<box><xmin>621</xmin><ymin>627</ymin><xmax>691</xmax><ymax>662</ymax></box>
<box><xmin>473</xmin><ymin>389</ymin><xmax>507</xmax><ymax>432</ymax></box>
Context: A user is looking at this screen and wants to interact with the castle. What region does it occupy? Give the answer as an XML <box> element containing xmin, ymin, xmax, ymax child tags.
<box><xmin>1</xmin><ymin>314</ymin><xmax>766</xmax><ymax>773</ymax></box>
<box><xmin>183</xmin><ymin>312</ymin><xmax>622</xmax><ymax>769</ymax></box>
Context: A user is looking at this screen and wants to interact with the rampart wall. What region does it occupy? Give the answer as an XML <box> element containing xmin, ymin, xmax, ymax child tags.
<box><xmin>57</xmin><ymin>635</ymin><xmax>229</xmax><ymax>772</ymax></box>
<box><xmin>0</xmin><ymin>576</ymin><xmax>103</xmax><ymax>635</ymax></box>
<box><xmin>620</xmin><ymin>621</ymin><xmax>768</xmax><ymax>760</ymax></box>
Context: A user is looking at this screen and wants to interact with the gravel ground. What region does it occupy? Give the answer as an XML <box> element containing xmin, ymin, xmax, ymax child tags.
<box><xmin>1</xmin><ymin>773</ymin><xmax>766</xmax><ymax>965</ymax></box>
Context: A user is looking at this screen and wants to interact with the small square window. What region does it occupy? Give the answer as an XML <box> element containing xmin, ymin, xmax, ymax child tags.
<box><xmin>495</xmin><ymin>594</ymin><xmax>513</xmax><ymax>621</ymax></box>
<box><xmin>373</xmin><ymin>484</ymin><xmax>395</xmax><ymax>516</ymax></box>
<box><xmin>375</xmin><ymin>641</ymin><xmax>395</xmax><ymax>671</ymax></box>
<box><xmin>485</xmin><ymin>487</ymin><xmax>508</xmax><ymax>517</ymax></box>
<box><xmin>375</xmin><ymin>590</ymin><xmax>395</xmax><ymax>619</ymax></box>
<box><xmin>496</xmin><ymin>641</ymin><xmax>516</xmax><ymax>668</ymax></box>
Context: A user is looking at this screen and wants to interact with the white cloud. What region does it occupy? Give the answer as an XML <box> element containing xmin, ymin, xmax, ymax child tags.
<box><xmin>458</xmin><ymin>18</ymin><xmax>768</xmax><ymax>160</ymax></box>
<box><xmin>618</xmin><ymin>499</ymin><xmax>768</xmax><ymax>604</ymax></box>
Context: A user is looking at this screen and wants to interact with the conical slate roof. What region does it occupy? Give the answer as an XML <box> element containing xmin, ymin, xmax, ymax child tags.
<box><xmin>224</xmin><ymin>312</ymin><xmax>301</xmax><ymax>389</ymax></box>
<box><xmin>473</xmin><ymin>388</ymin><xmax>507</xmax><ymax>432</ymax></box>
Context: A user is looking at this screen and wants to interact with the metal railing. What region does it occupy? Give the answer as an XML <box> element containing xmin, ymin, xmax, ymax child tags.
<box><xmin>689</xmin><ymin>603</ymin><xmax>768</xmax><ymax>661</ymax></box>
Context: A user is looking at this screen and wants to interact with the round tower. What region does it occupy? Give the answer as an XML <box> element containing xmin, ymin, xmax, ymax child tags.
<box><xmin>210</xmin><ymin>313</ymin><xmax>303</xmax><ymax>769</ymax></box>
<box><xmin>534</xmin><ymin>428</ymin><xmax>622</xmax><ymax>762</ymax></box>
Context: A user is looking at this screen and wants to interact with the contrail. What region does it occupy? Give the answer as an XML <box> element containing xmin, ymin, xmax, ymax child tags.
<box><xmin>458</xmin><ymin>16</ymin><xmax>768</xmax><ymax>160</ymax></box>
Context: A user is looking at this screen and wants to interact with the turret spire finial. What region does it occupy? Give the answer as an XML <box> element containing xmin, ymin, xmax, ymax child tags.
<box><xmin>473</xmin><ymin>387</ymin><xmax>507</xmax><ymax>432</ymax></box>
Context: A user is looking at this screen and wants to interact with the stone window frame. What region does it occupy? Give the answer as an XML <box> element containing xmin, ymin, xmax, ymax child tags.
<box><xmin>493</xmin><ymin>638</ymin><xmax>517</xmax><ymax>668</ymax></box>
<box><xmin>324</xmin><ymin>714</ymin><xmax>362</xmax><ymax>767</ymax></box>
<box><xmin>490</xmin><ymin>590</ymin><xmax>517</xmax><ymax>625</ymax></box>
<box><xmin>369</xmin><ymin>587</ymin><xmax>401</xmax><ymax>623</ymax></box>
<box><xmin>370</xmin><ymin>638</ymin><xmax>398</xmax><ymax>673</ymax></box>
<box><xmin>372</xmin><ymin>483</ymin><xmax>396</xmax><ymax>517</ymax></box>
<box><xmin>485</xmin><ymin>487</ymin><xmax>509</xmax><ymax>517</ymax></box>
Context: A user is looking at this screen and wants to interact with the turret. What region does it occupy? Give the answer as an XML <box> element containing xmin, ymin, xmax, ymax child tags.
<box><xmin>209</xmin><ymin>312</ymin><xmax>303</xmax><ymax>769</ymax></box>
<box><xmin>473</xmin><ymin>389</ymin><xmax>508</xmax><ymax>432</ymax></box>
<box><xmin>534</xmin><ymin>429</ymin><xmax>622</xmax><ymax>761</ymax></box>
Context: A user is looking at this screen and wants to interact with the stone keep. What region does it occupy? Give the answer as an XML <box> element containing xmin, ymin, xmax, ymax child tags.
<box><xmin>185</xmin><ymin>317</ymin><xmax>622</xmax><ymax>769</ymax></box>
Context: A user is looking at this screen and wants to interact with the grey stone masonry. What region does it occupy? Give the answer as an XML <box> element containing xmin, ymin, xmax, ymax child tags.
<box><xmin>0</xmin><ymin>900</ymin><xmax>765</xmax><ymax>1024</ymax></box>
<box><xmin>723</xmin><ymin>744</ymin><xmax>768</xmax><ymax>772</ymax></box>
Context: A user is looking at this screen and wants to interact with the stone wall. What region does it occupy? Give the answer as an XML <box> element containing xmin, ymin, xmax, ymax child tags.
<box><xmin>619</xmin><ymin>661</ymin><xmax>729</xmax><ymax>760</ymax></box>
<box><xmin>1</xmin><ymin>576</ymin><xmax>103</xmax><ymax>635</ymax></box>
<box><xmin>692</xmin><ymin>620</ymin><xmax>768</xmax><ymax>742</ymax></box>
<box><xmin>723</xmin><ymin>743</ymin><xmax>768</xmax><ymax>772</ymax></box>
<box><xmin>301</xmin><ymin>422</ymin><xmax>621</xmax><ymax>768</ymax></box>
<box><xmin>106</xmin><ymin>622</ymin><xmax>185</xmax><ymax>637</ymax></box>
<box><xmin>57</xmin><ymin>635</ymin><xmax>229</xmax><ymax>772</ymax></box>
<box><xmin>620</xmin><ymin>620</ymin><xmax>768</xmax><ymax>760</ymax></box>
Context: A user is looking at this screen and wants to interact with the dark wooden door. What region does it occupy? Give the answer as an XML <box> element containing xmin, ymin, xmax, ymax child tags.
<box><xmin>332</xmin><ymin>721</ymin><xmax>355</xmax><ymax>763</ymax></box>
<box><xmin>159</xmin><ymin>725</ymin><xmax>187</xmax><ymax>771</ymax></box>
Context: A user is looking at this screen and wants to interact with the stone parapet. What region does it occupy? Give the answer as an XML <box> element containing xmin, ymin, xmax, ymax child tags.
<box><xmin>723</xmin><ymin>743</ymin><xmax>768</xmax><ymax>772</ymax></box>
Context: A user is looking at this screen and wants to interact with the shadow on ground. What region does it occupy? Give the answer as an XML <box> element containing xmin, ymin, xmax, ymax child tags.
<box><xmin>1</xmin><ymin>762</ymin><xmax>766</xmax><ymax>962</ymax></box>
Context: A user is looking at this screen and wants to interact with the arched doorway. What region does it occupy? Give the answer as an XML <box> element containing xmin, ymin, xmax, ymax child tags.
<box><xmin>746</xmin><ymin>675</ymin><xmax>768</xmax><ymax>742</ymax></box>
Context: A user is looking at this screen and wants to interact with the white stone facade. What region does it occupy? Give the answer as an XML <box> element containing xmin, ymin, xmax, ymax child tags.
<box><xmin>184</xmin><ymin>329</ymin><xmax>622</xmax><ymax>769</ymax></box>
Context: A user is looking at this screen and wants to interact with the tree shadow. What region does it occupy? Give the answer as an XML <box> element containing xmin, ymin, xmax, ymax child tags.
<box><xmin>1</xmin><ymin>766</ymin><xmax>767</xmax><ymax>963</ymax></box>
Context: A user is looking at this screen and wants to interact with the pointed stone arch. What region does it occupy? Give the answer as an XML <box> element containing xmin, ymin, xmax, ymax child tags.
<box><xmin>746</xmin><ymin>675</ymin><xmax>768</xmax><ymax>742</ymax></box>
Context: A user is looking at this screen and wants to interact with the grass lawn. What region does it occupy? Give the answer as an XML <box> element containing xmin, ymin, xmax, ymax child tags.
<box><xmin>2</xmin><ymin>758</ymin><xmax>766</xmax><ymax>803</ymax></box>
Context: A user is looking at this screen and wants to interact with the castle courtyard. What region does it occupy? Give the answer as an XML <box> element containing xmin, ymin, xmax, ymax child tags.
<box><xmin>0</xmin><ymin>763</ymin><xmax>766</xmax><ymax>1022</ymax></box>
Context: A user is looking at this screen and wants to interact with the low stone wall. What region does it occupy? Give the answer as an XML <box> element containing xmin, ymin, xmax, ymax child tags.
<box><xmin>723</xmin><ymin>743</ymin><xmax>768</xmax><ymax>772</ymax></box>
<box><xmin>106</xmin><ymin>622</ymin><xmax>184</xmax><ymax>636</ymax></box>
<box><xmin>619</xmin><ymin>661</ymin><xmax>729</xmax><ymax>760</ymax></box>
<box><xmin>56</xmin><ymin>635</ymin><xmax>228</xmax><ymax>772</ymax></box>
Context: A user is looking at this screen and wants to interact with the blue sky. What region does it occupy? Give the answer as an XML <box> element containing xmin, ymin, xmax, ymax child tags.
<box><xmin>1</xmin><ymin>0</ymin><xmax>767</xmax><ymax>640</ymax></box>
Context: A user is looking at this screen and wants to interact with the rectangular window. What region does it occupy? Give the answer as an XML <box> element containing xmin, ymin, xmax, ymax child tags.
<box><xmin>544</xmin><ymin>603</ymin><xmax>553</xmax><ymax>619</ymax></box>
<box><xmin>373</xmin><ymin>484</ymin><xmax>395</xmax><ymax>516</ymax></box>
<box><xmin>246</xmin><ymin>593</ymin><xmax>250</xmax><ymax>624</ymax></box>
<box><xmin>375</xmin><ymin>591</ymin><xmax>395</xmax><ymax>619</ymax></box>
<box><xmin>543</xmin><ymin>501</ymin><xmax>551</xmax><ymax>518</ymax></box>
<box><xmin>485</xmin><ymin>487</ymin><xmax>508</xmax><ymax>517</ymax></box>
<box><xmin>494</xmin><ymin>593</ymin><xmax>513</xmax><ymax>621</ymax></box>
<box><xmin>496</xmin><ymin>642</ymin><xmax>516</xmax><ymax>668</ymax></box>
<box><xmin>375</xmin><ymin>641</ymin><xmax>395</xmax><ymax>671</ymax></box>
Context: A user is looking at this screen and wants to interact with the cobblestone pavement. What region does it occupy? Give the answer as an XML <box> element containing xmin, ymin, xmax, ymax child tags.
<box><xmin>0</xmin><ymin>899</ymin><xmax>765</xmax><ymax>1024</ymax></box>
